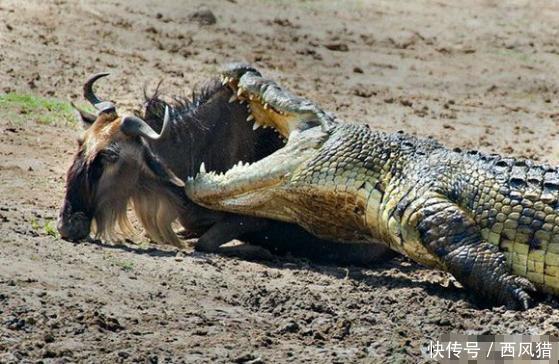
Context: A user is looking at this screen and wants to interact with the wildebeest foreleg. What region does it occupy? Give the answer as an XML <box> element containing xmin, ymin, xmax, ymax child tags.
<box><xmin>195</xmin><ymin>215</ymin><xmax>274</xmax><ymax>259</ymax></box>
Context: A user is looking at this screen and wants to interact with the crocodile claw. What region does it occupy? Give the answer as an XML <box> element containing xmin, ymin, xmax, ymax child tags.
<box><xmin>501</xmin><ymin>276</ymin><xmax>535</xmax><ymax>310</ymax></box>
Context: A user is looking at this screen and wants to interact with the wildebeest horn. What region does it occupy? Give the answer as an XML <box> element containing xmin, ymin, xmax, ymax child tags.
<box><xmin>70</xmin><ymin>101</ymin><xmax>97</xmax><ymax>125</ymax></box>
<box><xmin>120</xmin><ymin>106</ymin><xmax>170</xmax><ymax>141</ymax></box>
<box><xmin>84</xmin><ymin>72</ymin><xmax>116</xmax><ymax>113</ymax></box>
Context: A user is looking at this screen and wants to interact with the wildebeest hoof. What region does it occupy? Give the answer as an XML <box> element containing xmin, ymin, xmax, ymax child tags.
<box><xmin>218</xmin><ymin>244</ymin><xmax>275</xmax><ymax>261</ymax></box>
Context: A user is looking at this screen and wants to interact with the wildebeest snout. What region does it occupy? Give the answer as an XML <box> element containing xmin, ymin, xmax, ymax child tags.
<box><xmin>57</xmin><ymin>206</ymin><xmax>91</xmax><ymax>241</ymax></box>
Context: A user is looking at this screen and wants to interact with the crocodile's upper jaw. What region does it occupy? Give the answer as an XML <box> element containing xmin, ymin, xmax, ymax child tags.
<box><xmin>220</xmin><ymin>65</ymin><xmax>334</xmax><ymax>138</ymax></box>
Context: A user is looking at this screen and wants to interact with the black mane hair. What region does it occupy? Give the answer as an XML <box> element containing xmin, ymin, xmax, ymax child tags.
<box><xmin>142</xmin><ymin>78</ymin><xmax>224</xmax><ymax>133</ymax></box>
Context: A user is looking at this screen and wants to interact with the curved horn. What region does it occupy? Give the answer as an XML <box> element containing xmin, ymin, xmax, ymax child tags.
<box><xmin>120</xmin><ymin>106</ymin><xmax>170</xmax><ymax>141</ymax></box>
<box><xmin>83</xmin><ymin>72</ymin><xmax>115</xmax><ymax>113</ymax></box>
<box><xmin>84</xmin><ymin>72</ymin><xmax>109</xmax><ymax>105</ymax></box>
<box><xmin>70</xmin><ymin>101</ymin><xmax>97</xmax><ymax>125</ymax></box>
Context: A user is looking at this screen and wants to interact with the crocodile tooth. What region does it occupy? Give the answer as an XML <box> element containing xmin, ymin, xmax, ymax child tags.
<box><xmin>220</xmin><ymin>76</ymin><xmax>226</xmax><ymax>85</ymax></box>
<box><xmin>248</xmin><ymin>94</ymin><xmax>254</xmax><ymax>100</ymax></box>
<box><xmin>239</xmin><ymin>100</ymin><xmax>245</xmax><ymax>104</ymax></box>
<box><xmin>199</xmin><ymin>162</ymin><xmax>206</xmax><ymax>174</ymax></box>
<box><xmin>228</xmin><ymin>94</ymin><xmax>237</xmax><ymax>103</ymax></box>
<box><xmin>263</xmin><ymin>103</ymin><xmax>269</xmax><ymax>110</ymax></box>
<box><xmin>237</xmin><ymin>87</ymin><xmax>244</xmax><ymax>97</ymax></box>
<box><xmin>247</xmin><ymin>114</ymin><xmax>254</xmax><ymax>122</ymax></box>
<box><xmin>253</xmin><ymin>123</ymin><xmax>261</xmax><ymax>130</ymax></box>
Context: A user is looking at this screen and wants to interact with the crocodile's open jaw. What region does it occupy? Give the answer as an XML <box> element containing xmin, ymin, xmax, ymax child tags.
<box><xmin>185</xmin><ymin>65</ymin><xmax>331</xmax><ymax>214</ymax></box>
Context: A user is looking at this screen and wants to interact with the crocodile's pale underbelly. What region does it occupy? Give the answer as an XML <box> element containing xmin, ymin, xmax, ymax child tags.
<box><xmin>282</xmin><ymin>180</ymin><xmax>447</xmax><ymax>269</ymax></box>
<box><xmin>281</xmin><ymin>185</ymin><xmax>372</xmax><ymax>243</ymax></box>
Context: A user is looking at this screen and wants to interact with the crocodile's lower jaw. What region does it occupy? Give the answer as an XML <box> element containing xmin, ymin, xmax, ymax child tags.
<box><xmin>186</xmin><ymin>126</ymin><xmax>328</xmax><ymax>214</ymax></box>
<box><xmin>185</xmin><ymin>162</ymin><xmax>280</xmax><ymax>206</ymax></box>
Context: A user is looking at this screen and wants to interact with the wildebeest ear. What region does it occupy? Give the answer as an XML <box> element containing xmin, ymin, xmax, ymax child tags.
<box><xmin>142</xmin><ymin>146</ymin><xmax>184</xmax><ymax>187</ymax></box>
<box><xmin>71</xmin><ymin>102</ymin><xmax>97</xmax><ymax>130</ymax></box>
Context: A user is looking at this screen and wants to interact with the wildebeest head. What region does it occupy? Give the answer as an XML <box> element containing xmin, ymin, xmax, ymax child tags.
<box><xmin>57</xmin><ymin>73</ymin><xmax>183</xmax><ymax>242</ymax></box>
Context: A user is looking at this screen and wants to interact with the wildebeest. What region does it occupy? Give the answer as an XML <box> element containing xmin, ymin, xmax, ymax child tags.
<box><xmin>57</xmin><ymin>69</ymin><xmax>392</xmax><ymax>263</ymax></box>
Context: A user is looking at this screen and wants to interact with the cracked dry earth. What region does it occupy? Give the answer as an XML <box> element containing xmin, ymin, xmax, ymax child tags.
<box><xmin>1</xmin><ymin>0</ymin><xmax>559</xmax><ymax>362</ymax></box>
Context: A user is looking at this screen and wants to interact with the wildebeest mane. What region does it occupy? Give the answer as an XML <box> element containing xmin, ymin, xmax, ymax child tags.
<box><xmin>142</xmin><ymin>79</ymin><xmax>224</xmax><ymax>133</ymax></box>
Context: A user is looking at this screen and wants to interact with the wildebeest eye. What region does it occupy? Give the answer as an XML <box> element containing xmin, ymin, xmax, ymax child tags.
<box><xmin>99</xmin><ymin>149</ymin><xmax>119</xmax><ymax>164</ymax></box>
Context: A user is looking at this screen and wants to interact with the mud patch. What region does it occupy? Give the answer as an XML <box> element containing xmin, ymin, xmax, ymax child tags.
<box><xmin>1</xmin><ymin>0</ymin><xmax>559</xmax><ymax>362</ymax></box>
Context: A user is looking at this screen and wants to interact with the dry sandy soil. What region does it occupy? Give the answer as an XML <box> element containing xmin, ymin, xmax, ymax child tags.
<box><xmin>1</xmin><ymin>0</ymin><xmax>559</xmax><ymax>362</ymax></box>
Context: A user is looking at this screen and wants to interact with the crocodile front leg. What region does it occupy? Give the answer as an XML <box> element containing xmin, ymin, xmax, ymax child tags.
<box><xmin>409</xmin><ymin>195</ymin><xmax>536</xmax><ymax>309</ymax></box>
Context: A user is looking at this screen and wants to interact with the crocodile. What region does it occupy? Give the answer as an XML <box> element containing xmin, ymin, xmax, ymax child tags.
<box><xmin>186</xmin><ymin>64</ymin><xmax>559</xmax><ymax>309</ymax></box>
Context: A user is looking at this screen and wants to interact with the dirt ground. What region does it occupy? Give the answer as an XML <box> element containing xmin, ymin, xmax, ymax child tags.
<box><xmin>1</xmin><ymin>0</ymin><xmax>559</xmax><ymax>362</ymax></box>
